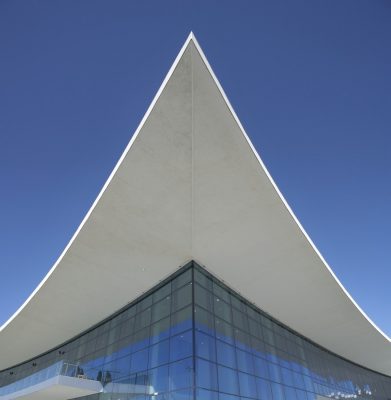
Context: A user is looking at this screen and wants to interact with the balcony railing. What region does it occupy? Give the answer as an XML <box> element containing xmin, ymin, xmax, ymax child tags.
<box><xmin>0</xmin><ymin>360</ymin><xmax>100</xmax><ymax>398</ymax></box>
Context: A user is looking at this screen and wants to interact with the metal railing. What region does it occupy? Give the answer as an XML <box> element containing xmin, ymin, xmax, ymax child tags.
<box><xmin>0</xmin><ymin>360</ymin><xmax>100</xmax><ymax>397</ymax></box>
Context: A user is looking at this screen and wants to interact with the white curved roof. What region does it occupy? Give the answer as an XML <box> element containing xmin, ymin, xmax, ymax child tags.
<box><xmin>1</xmin><ymin>33</ymin><xmax>390</xmax><ymax>375</ymax></box>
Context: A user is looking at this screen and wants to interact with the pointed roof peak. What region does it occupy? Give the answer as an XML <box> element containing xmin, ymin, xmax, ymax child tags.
<box><xmin>183</xmin><ymin>31</ymin><xmax>202</xmax><ymax>53</ymax></box>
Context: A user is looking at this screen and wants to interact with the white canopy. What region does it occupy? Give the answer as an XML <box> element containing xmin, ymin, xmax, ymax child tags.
<box><xmin>1</xmin><ymin>33</ymin><xmax>390</xmax><ymax>375</ymax></box>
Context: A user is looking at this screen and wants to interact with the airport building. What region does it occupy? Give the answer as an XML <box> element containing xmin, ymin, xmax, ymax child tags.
<box><xmin>0</xmin><ymin>34</ymin><xmax>390</xmax><ymax>400</ymax></box>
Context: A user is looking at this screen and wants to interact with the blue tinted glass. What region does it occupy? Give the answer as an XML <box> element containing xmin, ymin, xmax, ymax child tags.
<box><xmin>147</xmin><ymin>365</ymin><xmax>169</xmax><ymax>393</ymax></box>
<box><xmin>268</xmin><ymin>362</ymin><xmax>281</xmax><ymax>383</ymax></box>
<box><xmin>168</xmin><ymin>389</ymin><xmax>193</xmax><ymax>400</ymax></box>
<box><xmin>296</xmin><ymin>389</ymin><xmax>308</xmax><ymax>400</ymax></box>
<box><xmin>284</xmin><ymin>386</ymin><xmax>297</xmax><ymax>400</ymax></box>
<box><xmin>281</xmin><ymin>367</ymin><xmax>294</xmax><ymax>386</ymax></box>
<box><xmin>132</xmin><ymin>326</ymin><xmax>151</xmax><ymax>352</ymax></box>
<box><xmin>130</xmin><ymin>348</ymin><xmax>149</xmax><ymax>373</ymax></box>
<box><xmin>150</xmin><ymin>317</ymin><xmax>170</xmax><ymax>344</ymax></box>
<box><xmin>131</xmin><ymin>395</ymin><xmax>146</xmax><ymax>400</ymax></box>
<box><xmin>196</xmin><ymin>388</ymin><xmax>218</xmax><ymax>400</ymax></box>
<box><xmin>218</xmin><ymin>394</ymin><xmax>239</xmax><ymax>400</ymax></box>
<box><xmin>218</xmin><ymin>365</ymin><xmax>239</xmax><ymax>395</ymax></box>
<box><xmin>238</xmin><ymin>371</ymin><xmax>257</xmax><ymax>399</ymax></box>
<box><xmin>292</xmin><ymin>372</ymin><xmax>305</xmax><ymax>390</ymax></box>
<box><xmin>236</xmin><ymin>349</ymin><xmax>254</xmax><ymax>374</ymax></box>
<box><xmin>169</xmin><ymin>358</ymin><xmax>193</xmax><ymax>391</ymax></box>
<box><xmin>216</xmin><ymin>341</ymin><xmax>236</xmax><ymax>369</ymax></box>
<box><xmin>302</xmin><ymin>373</ymin><xmax>314</xmax><ymax>392</ymax></box>
<box><xmin>256</xmin><ymin>377</ymin><xmax>272</xmax><ymax>400</ymax></box>
<box><xmin>253</xmin><ymin>356</ymin><xmax>269</xmax><ymax>379</ymax></box>
<box><xmin>170</xmin><ymin>330</ymin><xmax>193</xmax><ymax>362</ymax></box>
<box><xmin>112</xmin><ymin>355</ymin><xmax>130</xmax><ymax>379</ymax></box>
<box><xmin>234</xmin><ymin>329</ymin><xmax>252</xmax><ymax>352</ymax></box>
<box><xmin>196</xmin><ymin>358</ymin><xmax>218</xmax><ymax>391</ymax></box>
<box><xmin>271</xmin><ymin>382</ymin><xmax>285</xmax><ymax>400</ymax></box>
<box><xmin>196</xmin><ymin>332</ymin><xmax>216</xmax><ymax>362</ymax></box>
<box><xmin>149</xmin><ymin>339</ymin><xmax>169</xmax><ymax>368</ymax></box>
<box><xmin>3</xmin><ymin>265</ymin><xmax>391</xmax><ymax>400</ymax></box>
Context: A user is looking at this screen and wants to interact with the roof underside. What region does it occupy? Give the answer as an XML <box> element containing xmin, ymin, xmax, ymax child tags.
<box><xmin>1</xmin><ymin>34</ymin><xmax>390</xmax><ymax>375</ymax></box>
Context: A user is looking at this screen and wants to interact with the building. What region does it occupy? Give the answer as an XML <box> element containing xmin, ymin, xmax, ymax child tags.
<box><xmin>0</xmin><ymin>33</ymin><xmax>390</xmax><ymax>400</ymax></box>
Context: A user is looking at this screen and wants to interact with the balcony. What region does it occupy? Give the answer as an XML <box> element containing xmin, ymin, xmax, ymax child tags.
<box><xmin>0</xmin><ymin>360</ymin><xmax>155</xmax><ymax>400</ymax></box>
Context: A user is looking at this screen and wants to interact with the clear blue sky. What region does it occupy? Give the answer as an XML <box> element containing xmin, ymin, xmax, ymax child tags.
<box><xmin>0</xmin><ymin>1</ymin><xmax>390</xmax><ymax>336</ymax></box>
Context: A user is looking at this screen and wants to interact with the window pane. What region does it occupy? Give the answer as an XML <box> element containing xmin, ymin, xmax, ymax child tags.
<box><xmin>168</xmin><ymin>389</ymin><xmax>193</xmax><ymax>400</ymax></box>
<box><xmin>194</xmin><ymin>269</ymin><xmax>212</xmax><ymax>290</ymax></box>
<box><xmin>195</xmin><ymin>284</ymin><xmax>214</xmax><ymax>311</ymax></box>
<box><xmin>253</xmin><ymin>356</ymin><xmax>269</xmax><ymax>379</ymax></box>
<box><xmin>195</xmin><ymin>306</ymin><xmax>214</xmax><ymax>335</ymax></box>
<box><xmin>153</xmin><ymin>283</ymin><xmax>171</xmax><ymax>303</ymax></box>
<box><xmin>171</xmin><ymin>306</ymin><xmax>192</xmax><ymax>335</ymax></box>
<box><xmin>149</xmin><ymin>339</ymin><xmax>169</xmax><ymax>368</ymax></box>
<box><xmin>134</xmin><ymin>308</ymin><xmax>151</xmax><ymax>331</ymax></box>
<box><xmin>130</xmin><ymin>348</ymin><xmax>149</xmax><ymax>373</ymax></box>
<box><xmin>196</xmin><ymin>388</ymin><xmax>218</xmax><ymax>400</ymax></box>
<box><xmin>196</xmin><ymin>358</ymin><xmax>218</xmax><ymax>391</ymax></box>
<box><xmin>268</xmin><ymin>362</ymin><xmax>281</xmax><ymax>383</ymax></box>
<box><xmin>238</xmin><ymin>371</ymin><xmax>257</xmax><ymax>399</ymax></box>
<box><xmin>218</xmin><ymin>365</ymin><xmax>239</xmax><ymax>395</ymax></box>
<box><xmin>234</xmin><ymin>329</ymin><xmax>252</xmax><ymax>351</ymax></box>
<box><xmin>271</xmin><ymin>382</ymin><xmax>285</xmax><ymax>400</ymax></box>
<box><xmin>196</xmin><ymin>331</ymin><xmax>216</xmax><ymax>362</ymax></box>
<box><xmin>172</xmin><ymin>269</ymin><xmax>192</xmax><ymax>291</ymax></box>
<box><xmin>137</xmin><ymin>296</ymin><xmax>153</xmax><ymax>312</ymax></box>
<box><xmin>236</xmin><ymin>349</ymin><xmax>254</xmax><ymax>374</ymax></box>
<box><xmin>150</xmin><ymin>317</ymin><xmax>170</xmax><ymax>344</ymax></box>
<box><xmin>232</xmin><ymin>308</ymin><xmax>248</xmax><ymax>331</ymax></box>
<box><xmin>281</xmin><ymin>367</ymin><xmax>294</xmax><ymax>386</ymax></box>
<box><xmin>152</xmin><ymin>296</ymin><xmax>171</xmax><ymax>323</ymax></box>
<box><xmin>216</xmin><ymin>341</ymin><xmax>236</xmax><ymax>369</ymax></box>
<box><xmin>132</xmin><ymin>326</ymin><xmax>151</xmax><ymax>352</ymax></box>
<box><xmin>214</xmin><ymin>299</ymin><xmax>232</xmax><ymax>323</ymax></box>
<box><xmin>147</xmin><ymin>365</ymin><xmax>169</xmax><ymax>393</ymax></box>
<box><xmin>215</xmin><ymin>318</ymin><xmax>234</xmax><ymax>345</ymax></box>
<box><xmin>256</xmin><ymin>377</ymin><xmax>272</xmax><ymax>400</ymax></box>
<box><xmin>172</xmin><ymin>283</ymin><xmax>192</xmax><ymax>312</ymax></box>
<box><xmin>170</xmin><ymin>330</ymin><xmax>193</xmax><ymax>362</ymax></box>
<box><xmin>284</xmin><ymin>386</ymin><xmax>297</xmax><ymax>400</ymax></box>
<box><xmin>169</xmin><ymin>358</ymin><xmax>193</xmax><ymax>391</ymax></box>
<box><xmin>218</xmin><ymin>394</ymin><xmax>239</xmax><ymax>400</ymax></box>
<box><xmin>213</xmin><ymin>282</ymin><xmax>230</xmax><ymax>303</ymax></box>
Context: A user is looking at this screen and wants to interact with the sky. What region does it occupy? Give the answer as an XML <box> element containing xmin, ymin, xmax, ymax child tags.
<box><xmin>0</xmin><ymin>0</ymin><xmax>390</xmax><ymax>338</ymax></box>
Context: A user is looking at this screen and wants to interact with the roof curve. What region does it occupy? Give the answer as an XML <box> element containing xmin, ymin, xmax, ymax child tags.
<box><xmin>1</xmin><ymin>33</ymin><xmax>390</xmax><ymax>375</ymax></box>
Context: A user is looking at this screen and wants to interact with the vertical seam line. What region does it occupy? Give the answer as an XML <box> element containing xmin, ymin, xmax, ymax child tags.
<box><xmin>191</xmin><ymin>42</ymin><xmax>194</xmax><ymax>257</ymax></box>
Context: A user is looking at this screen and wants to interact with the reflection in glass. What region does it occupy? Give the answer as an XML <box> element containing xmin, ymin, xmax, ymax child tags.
<box><xmin>1</xmin><ymin>263</ymin><xmax>390</xmax><ymax>400</ymax></box>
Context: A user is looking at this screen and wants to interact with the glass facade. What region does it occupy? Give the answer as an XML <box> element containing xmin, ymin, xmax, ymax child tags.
<box><xmin>1</xmin><ymin>262</ymin><xmax>390</xmax><ymax>400</ymax></box>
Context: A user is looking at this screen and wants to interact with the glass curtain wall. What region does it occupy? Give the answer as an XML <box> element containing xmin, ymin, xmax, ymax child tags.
<box><xmin>192</xmin><ymin>266</ymin><xmax>391</xmax><ymax>400</ymax></box>
<box><xmin>0</xmin><ymin>266</ymin><xmax>195</xmax><ymax>400</ymax></box>
<box><xmin>1</xmin><ymin>262</ymin><xmax>391</xmax><ymax>400</ymax></box>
